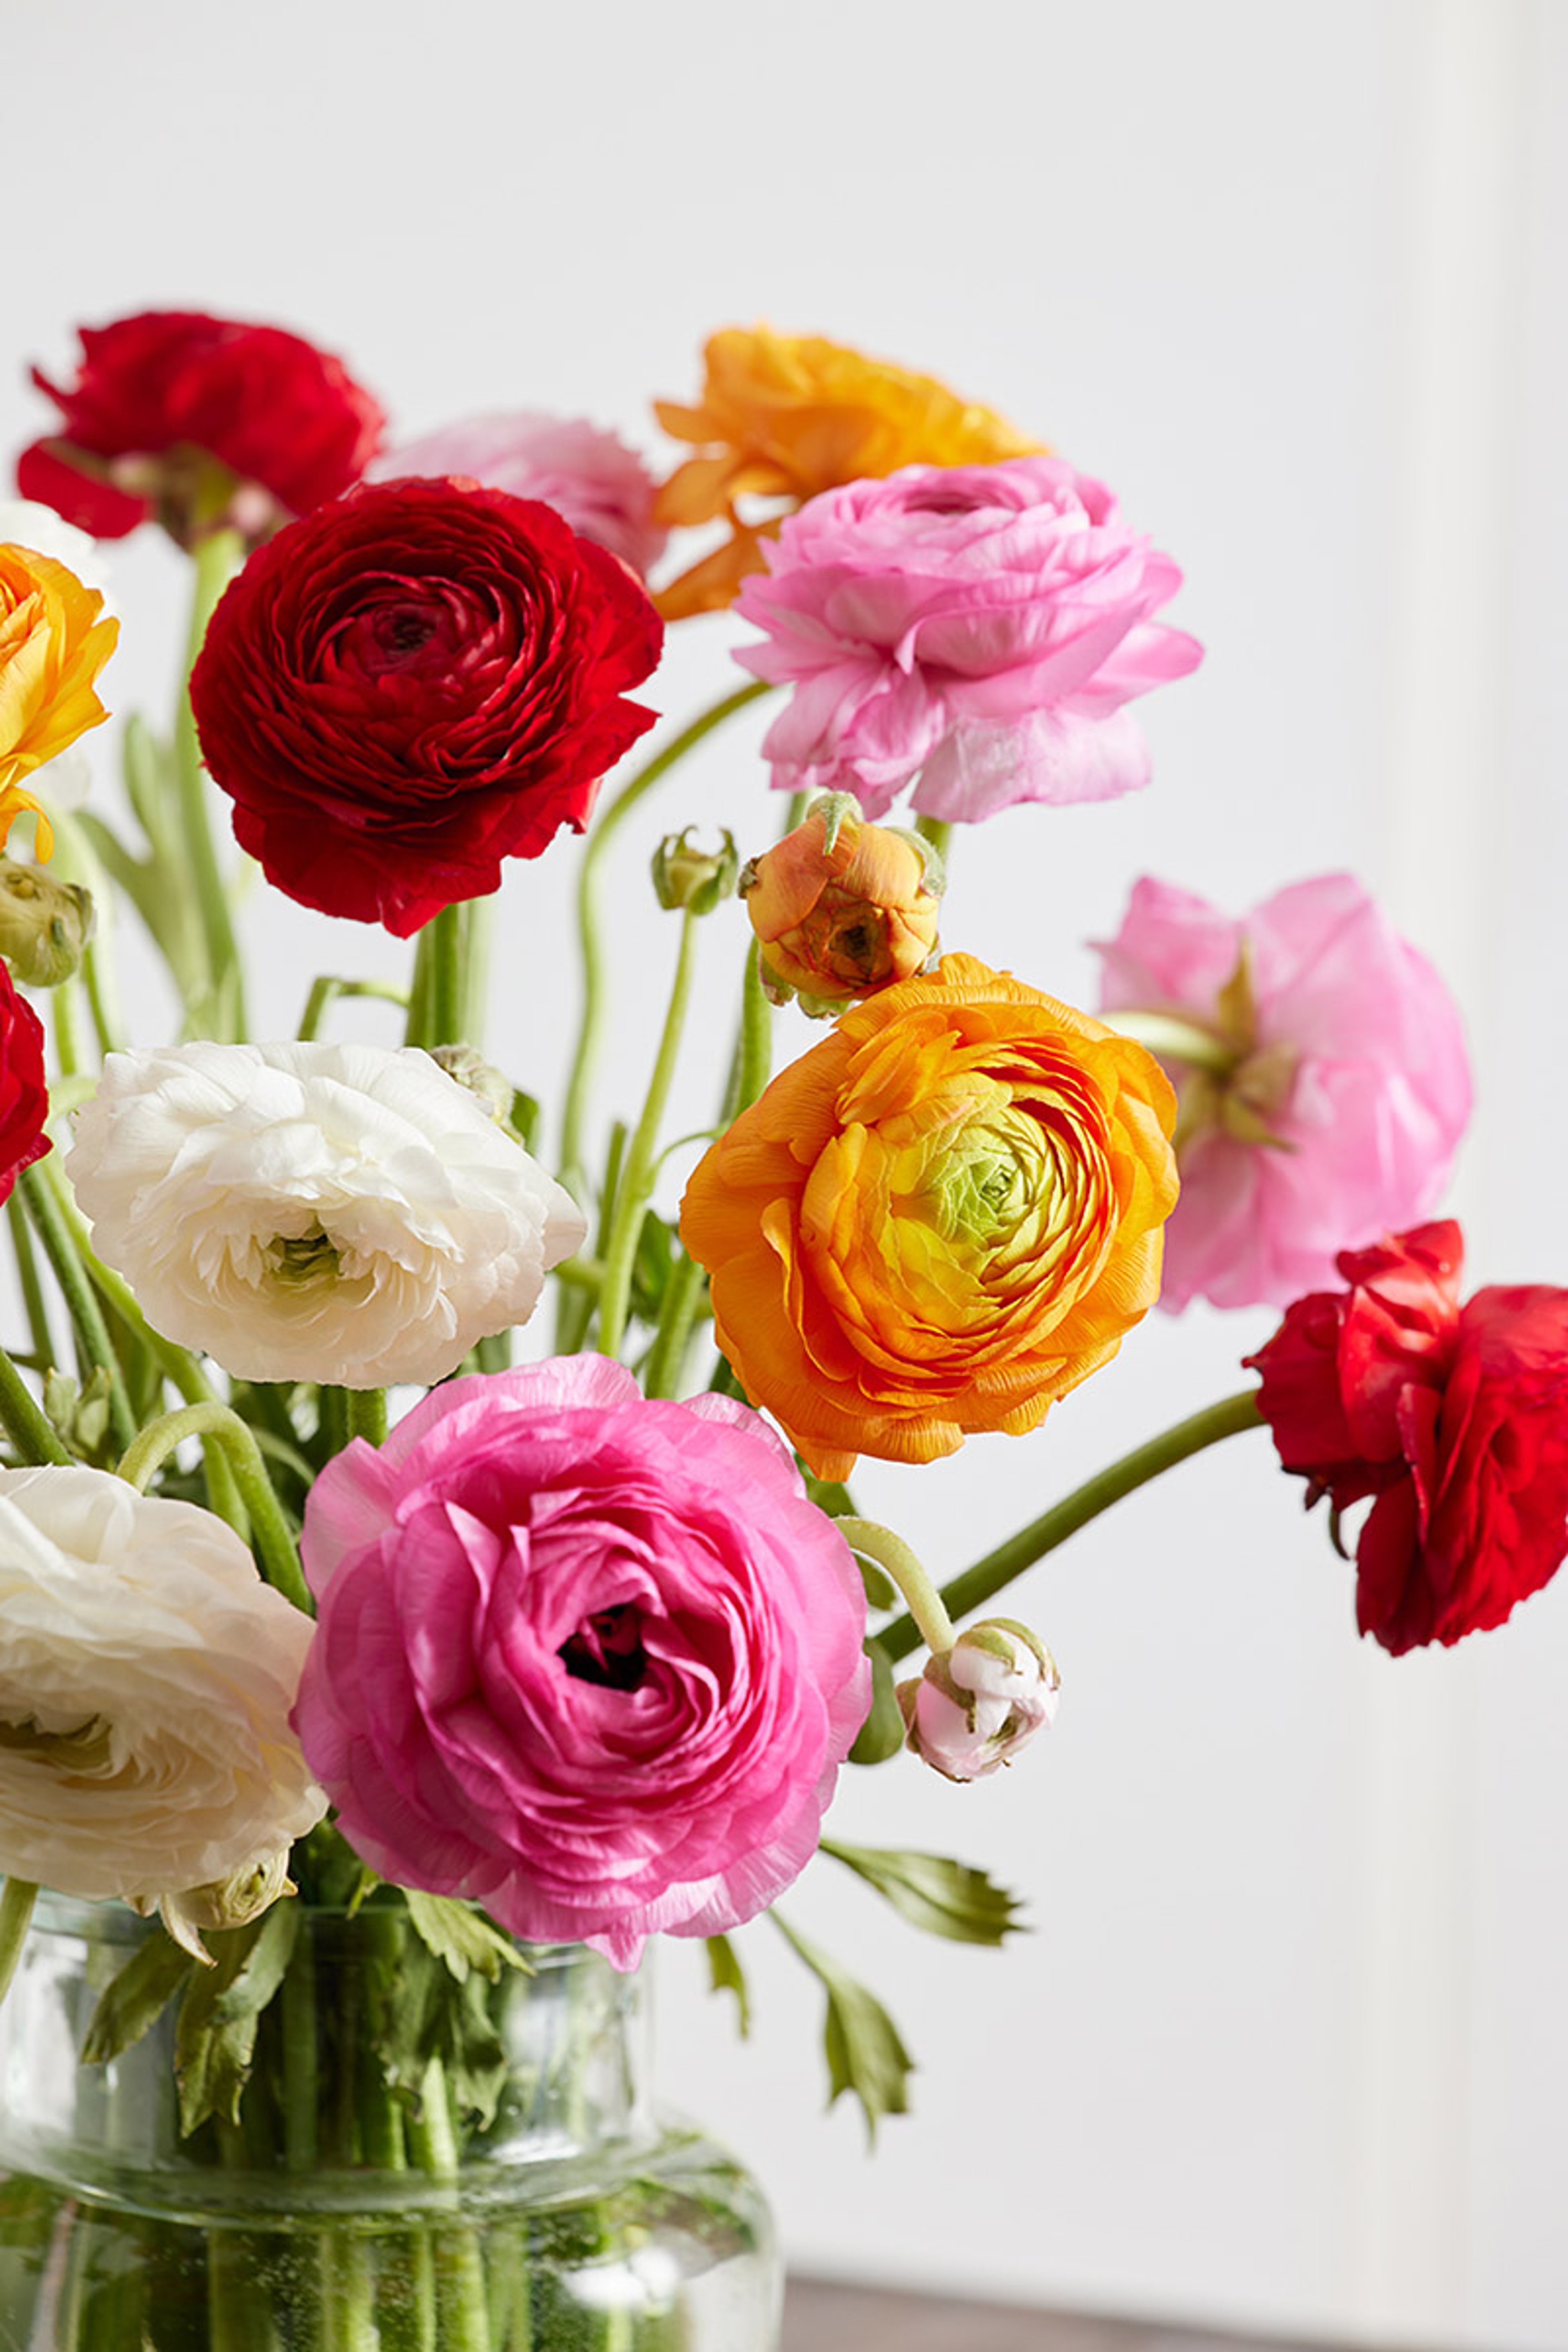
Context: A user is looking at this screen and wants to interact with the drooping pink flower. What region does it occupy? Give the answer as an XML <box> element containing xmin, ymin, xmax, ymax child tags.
<box><xmin>292</xmin><ymin>1357</ymin><xmax>869</xmax><ymax>1968</ymax></box>
<box><xmin>367</xmin><ymin>414</ymin><xmax>667</xmax><ymax>577</ymax></box>
<box><xmin>1094</xmin><ymin>874</ymin><xmax>1472</xmax><ymax>1311</ymax></box>
<box><xmin>732</xmin><ymin>457</ymin><xmax>1202</xmax><ymax>822</ymax></box>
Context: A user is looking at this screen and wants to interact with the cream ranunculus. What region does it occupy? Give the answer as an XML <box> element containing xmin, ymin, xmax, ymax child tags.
<box><xmin>65</xmin><ymin>1040</ymin><xmax>588</xmax><ymax>1387</ymax></box>
<box><xmin>0</xmin><ymin>1465</ymin><xmax>325</xmax><ymax>1903</ymax></box>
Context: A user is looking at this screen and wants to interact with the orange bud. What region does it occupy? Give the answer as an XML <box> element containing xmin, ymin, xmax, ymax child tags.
<box><xmin>741</xmin><ymin>795</ymin><xmax>942</xmax><ymax>1012</ymax></box>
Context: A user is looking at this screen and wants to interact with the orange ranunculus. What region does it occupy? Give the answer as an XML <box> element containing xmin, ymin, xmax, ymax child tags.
<box><xmin>652</xmin><ymin>327</ymin><xmax>1045</xmax><ymax>619</ymax></box>
<box><xmin>742</xmin><ymin>794</ymin><xmax>942</xmax><ymax>1010</ymax></box>
<box><xmin>680</xmin><ymin>954</ymin><xmax>1179</xmax><ymax>1480</ymax></box>
<box><xmin>0</xmin><ymin>543</ymin><xmax>118</xmax><ymax>855</ymax></box>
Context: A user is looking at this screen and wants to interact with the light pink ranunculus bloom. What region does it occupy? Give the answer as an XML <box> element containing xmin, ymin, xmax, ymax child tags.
<box><xmin>292</xmin><ymin>1356</ymin><xmax>869</xmax><ymax>1969</ymax></box>
<box><xmin>367</xmin><ymin>413</ymin><xmax>667</xmax><ymax>578</ymax></box>
<box><xmin>732</xmin><ymin>457</ymin><xmax>1202</xmax><ymax>822</ymax></box>
<box><xmin>1094</xmin><ymin>873</ymin><xmax>1473</xmax><ymax>1312</ymax></box>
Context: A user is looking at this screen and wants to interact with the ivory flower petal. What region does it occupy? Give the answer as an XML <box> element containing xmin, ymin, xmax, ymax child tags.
<box><xmin>65</xmin><ymin>1041</ymin><xmax>587</xmax><ymax>1387</ymax></box>
<box><xmin>0</xmin><ymin>1465</ymin><xmax>324</xmax><ymax>1904</ymax></box>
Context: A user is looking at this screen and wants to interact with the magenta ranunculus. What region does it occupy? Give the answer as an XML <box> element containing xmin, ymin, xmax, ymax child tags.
<box><xmin>1094</xmin><ymin>873</ymin><xmax>1472</xmax><ymax>1312</ymax></box>
<box><xmin>368</xmin><ymin>413</ymin><xmax>667</xmax><ymax>578</ymax></box>
<box><xmin>292</xmin><ymin>1357</ymin><xmax>869</xmax><ymax>1967</ymax></box>
<box><xmin>731</xmin><ymin>457</ymin><xmax>1202</xmax><ymax>821</ymax></box>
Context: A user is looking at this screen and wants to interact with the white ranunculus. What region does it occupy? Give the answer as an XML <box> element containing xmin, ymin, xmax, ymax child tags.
<box><xmin>897</xmin><ymin>1619</ymin><xmax>1061</xmax><ymax>1782</ymax></box>
<box><xmin>65</xmin><ymin>1040</ymin><xmax>588</xmax><ymax>1387</ymax></box>
<box><xmin>0</xmin><ymin>1465</ymin><xmax>325</xmax><ymax>1903</ymax></box>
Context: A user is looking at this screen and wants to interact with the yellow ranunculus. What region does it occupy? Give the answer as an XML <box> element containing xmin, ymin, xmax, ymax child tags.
<box><xmin>680</xmin><ymin>954</ymin><xmax>1179</xmax><ymax>1481</ymax></box>
<box><xmin>0</xmin><ymin>542</ymin><xmax>119</xmax><ymax>855</ymax></box>
<box><xmin>653</xmin><ymin>327</ymin><xmax>1044</xmax><ymax>619</ymax></box>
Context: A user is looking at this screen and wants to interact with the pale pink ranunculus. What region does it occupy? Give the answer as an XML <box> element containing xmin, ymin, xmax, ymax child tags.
<box><xmin>1094</xmin><ymin>873</ymin><xmax>1473</xmax><ymax>1312</ymax></box>
<box><xmin>732</xmin><ymin>457</ymin><xmax>1202</xmax><ymax>822</ymax></box>
<box><xmin>366</xmin><ymin>413</ymin><xmax>667</xmax><ymax>578</ymax></box>
<box><xmin>292</xmin><ymin>1357</ymin><xmax>869</xmax><ymax>1968</ymax></box>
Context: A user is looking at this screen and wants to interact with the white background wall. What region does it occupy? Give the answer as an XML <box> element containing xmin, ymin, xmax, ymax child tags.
<box><xmin>7</xmin><ymin>2</ymin><xmax>1568</xmax><ymax>2345</ymax></box>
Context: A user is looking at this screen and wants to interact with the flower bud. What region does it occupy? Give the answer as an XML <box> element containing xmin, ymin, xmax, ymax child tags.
<box><xmin>897</xmin><ymin>1617</ymin><xmax>1059</xmax><ymax>1782</ymax></box>
<box><xmin>653</xmin><ymin>827</ymin><xmax>739</xmax><ymax>914</ymax></box>
<box><xmin>0</xmin><ymin>856</ymin><xmax>94</xmax><ymax>987</ymax></box>
<box><xmin>739</xmin><ymin>793</ymin><xmax>942</xmax><ymax>1014</ymax></box>
<box><xmin>130</xmin><ymin>1846</ymin><xmax>296</xmax><ymax>1964</ymax></box>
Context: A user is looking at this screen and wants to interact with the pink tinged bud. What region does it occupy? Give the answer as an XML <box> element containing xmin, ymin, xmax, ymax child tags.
<box><xmin>897</xmin><ymin>1618</ymin><xmax>1060</xmax><ymax>1782</ymax></box>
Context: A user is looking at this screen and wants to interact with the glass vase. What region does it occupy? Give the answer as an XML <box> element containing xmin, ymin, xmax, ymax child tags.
<box><xmin>0</xmin><ymin>1893</ymin><xmax>779</xmax><ymax>2350</ymax></box>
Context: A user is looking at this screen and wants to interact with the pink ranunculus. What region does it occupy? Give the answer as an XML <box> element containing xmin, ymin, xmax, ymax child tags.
<box><xmin>1094</xmin><ymin>873</ymin><xmax>1472</xmax><ymax>1312</ymax></box>
<box><xmin>731</xmin><ymin>457</ymin><xmax>1202</xmax><ymax>822</ymax></box>
<box><xmin>292</xmin><ymin>1357</ymin><xmax>869</xmax><ymax>1968</ymax></box>
<box><xmin>367</xmin><ymin>414</ymin><xmax>667</xmax><ymax>578</ymax></box>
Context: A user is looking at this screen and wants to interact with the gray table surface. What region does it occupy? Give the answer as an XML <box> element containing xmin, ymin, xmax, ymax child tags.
<box><xmin>781</xmin><ymin>2278</ymin><xmax>1430</xmax><ymax>2352</ymax></box>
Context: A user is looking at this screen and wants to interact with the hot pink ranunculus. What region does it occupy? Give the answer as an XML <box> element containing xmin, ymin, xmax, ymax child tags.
<box><xmin>292</xmin><ymin>1357</ymin><xmax>869</xmax><ymax>1967</ymax></box>
<box><xmin>1094</xmin><ymin>874</ymin><xmax>1472</xmax><ymax>1311</ymax></box>
<box><xmin>367</xmin><ymin>414</ymin><xmax>667</xmax><ymax>578</ymax></box>
<box><xmin>732</xmin><ymin>457</ymin><xmax>1202</xmax><ymax>821</ymax></box>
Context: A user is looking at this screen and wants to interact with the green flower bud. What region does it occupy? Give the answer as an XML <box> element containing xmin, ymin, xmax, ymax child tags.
<box><xmin>653</xmin><ymin>828</ymin><xmax>739</xmax><ymax>914</ymax></box>
<box><xmin>0</xmin><ymin>857</ymin><xmax>95</xmax><ymax>987</ymax></box>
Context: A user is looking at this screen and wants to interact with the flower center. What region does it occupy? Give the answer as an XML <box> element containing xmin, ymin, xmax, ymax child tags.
<box><xmin>559</xmin><ymin>1603</ymin><xmax>647</xmax><ymax>1692</ymax></box>
<box><xmin>0</xmin><ymin>1711</ymin><xmax>115</xmax><ymax>1773</ymax></box>
<box><xmin>269</xmin><ymin>1228</ymin><xmax>341</xmax><ymax>1289</ymax></box>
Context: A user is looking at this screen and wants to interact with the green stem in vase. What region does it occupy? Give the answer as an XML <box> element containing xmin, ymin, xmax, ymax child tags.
<box><xmin>596</xmin><ymin>903</ymin><xmax>701</xmax><ymax>1361</ymax></box>
<box><xmin>0</xmin><ymin>1877</ymin><xmax>38</xmax><ymax>2006</ymax></box>
<box><xmin>558</xmin><ymin>679</ymin><xmax>771</xmax><ymax>1204</ymax></box>
<box><xmin>17</xmin><ymin>1162</ymin><xmax>137</xmax><ymax>1452</ymax></box>
<box><xmin>0</xmin><ymin>1343</ymin><xmax>71</xmax><ymax>1466</ymax></box>
<box><xmin>877</xmin><ymin>1388</ymin><xmax>1268</xmax><ymax>1666</ymax></box>
<box><xmin>406</xmin><ymin>2059</ymin><xmax>493</xmax><ymax>2352</ymax></box>
<box><xmin>174</xmin><ymin>525</ymin><xmax>248</xmax><ymax>1042</ymax></box>
<box><xmin>116</xmin><ymin>1402</ymin><xmax>310</xmax><ymax>1613</ymax></box>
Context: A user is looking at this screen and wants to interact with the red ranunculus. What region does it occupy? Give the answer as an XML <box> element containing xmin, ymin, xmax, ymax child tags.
<box><xmin>0</xmin><ymin>962</ymin><xmax>51</xmax><ymax>1204</ymax></box>
<box><xmin>189</xmin><ymin>477</ymin><xmax>663</xmax><ymax>933</ymax></box>
<box><xmin>17</xmin><ymin>312</ymin><xmax>385</xmax><ymax>542</ymax></box>
<box><xmin>1245</xmin><ymin>1221</ymin><xmax>1568</xmax><ymax>1653</ymax></box>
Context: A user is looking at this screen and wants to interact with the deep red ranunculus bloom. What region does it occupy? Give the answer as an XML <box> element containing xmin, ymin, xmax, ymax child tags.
<box><xmin>16</xmin><ymin>312</ymin><xmax>385</xmax><ymax>541</ymax></box>
<box><xmin>189</xmin><ymin>477</ymin><xmax>664</xmax><ymax>934</ymax></box>
<box><xmin>1245</xmin><ymin>1221</ymin><xmax>1568</xmax><ymax>1654</ymax></box>
<box><xmin>0</xmin><ymin>962</ymin><xmax>51</xmax><ymax>1204</ymax></box>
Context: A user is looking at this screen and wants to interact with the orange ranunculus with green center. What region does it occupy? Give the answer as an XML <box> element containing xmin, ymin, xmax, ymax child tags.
<box><xmin>0</xmin><ymin>543</ymin><xmax>118</xmax><ymax>854</ymax></box>
<box><xmin>679</xmin><ymin>953</ymin><xmax>1179</xmax><ymax>1479</ymax></box>
<box><xmin>653</xmin><ymin>327</ymin><xmax>1044</xmax><ymax>619</ymax></box>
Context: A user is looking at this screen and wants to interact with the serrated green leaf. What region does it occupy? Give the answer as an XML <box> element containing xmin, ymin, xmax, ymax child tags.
<box><xmin>80</xmin><ymin>1929</ymin><xmax>195</xmax><ymax>2066</ymax></box>
<box><xmin>705</xmin><ymin>1934</ymin><xmax>751</xmax><ymax>2038</ymax></box>
<box><xmin>175</xmin><ymin>1899</ymin><xmax>300</xmax><ymax>2136</ymax></box>
<box><xmin>820</xmin><ymin>1839</ymin><xmax>1028</xmax><ymax>1946</ymax></box>
<box><xmin>848</xmin><ymin>1643</ymin><xmax>904</xmax><ymax>1765</ymax></box>
<box><xmin>404</xmin><ymin>1890</ymin><xmax>531</xmax><ymax>1984</ymax></box>
<box><xmin>376</xmin><ymin>1936</ymin><xmax>512</xmax><ymax>2132</ymax></box>
<box><xmin>771</xmin><ymin>1911</ymin><xmax>913</xmax><ymax>2145</ymax></box>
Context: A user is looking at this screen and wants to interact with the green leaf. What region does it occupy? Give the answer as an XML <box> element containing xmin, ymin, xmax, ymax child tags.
<box><xmin>506</xmin><ymin>1089</ymin><xmax>539</xmax><ymax>1151</ymax></box>
<box><xmin>80</xmin><ymin>1927</ymin><xmax>196</xmax><ymax>2066</ymax></box>
<box><xmin>375</xmin><ymin>1936</ymin><xmax>512</xmax><ymax>2132</ymax></box>
<box><xmin>705</xmin><ymin>1933</ymin><xmax>751</xmax><ymax>2038</ymax></box>
<box><xmin>630</xmin><ymin>1209</ymin><xmax>675</xmax><ymax>1323</ymax></box>
<box><xmin>848</xmin><ymin>1642</ymin><xmax>905</xmax><ymax>1765</ymax></box>
<box><xmin>771</xmin><ymin>1912</ymin><xmax>913</xmax><ymax>2145</ymax></box>
<box><xmin>403</xmin><ymin>1890</ymin><xmax>531</xmax><ymax>1984</ymax></box>
<box><xmin>175</xmin><ymin>1900</ymin><xmax>300</xmax><ymax>2136</ymax></box>
<box><xmin>819</xmin><ymin>1840</ymin><xmax>1028</xmax><ymax>1946</ymax></box>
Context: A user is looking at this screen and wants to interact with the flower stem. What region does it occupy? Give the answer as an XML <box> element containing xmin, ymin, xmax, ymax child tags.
<box><xmin>345</xmin><ymin>1388</ymin><xmax>388</xmax><ymax>1447</ymax></box>
<box><xmin>559</xmin><ymin>679</ymin><xmax>771</xmax><ymax>1201</ymax></box>
<box><xmin>423</xmin><ymin>902</ymin><xmax>466</xmax><ymax>1047</ymax></box>
<box><xmin>406</xmin><ymin>2060</ymin><xmax>492</xmax><ymax>2352</ymax></box>
<box><xmin>0</xmin><ymin>1343</ymin><xmax>71</xmax><ymax>1465</ymax></box>
<box><xmin>173</xmin><ymin>526</ymin><xmax>248</xmax><ymax>1042</ymax></box>
<box><xmin>18</xmin><ymin>1163</ymin><xmax>137</xmax><ymax>1452</ymax></box>
<box><xmin>878</xmin><ymin>1388</ymin><xmax>1268</xmax><ymax>1666</ymax></box>
<box><xmin>6</xmin><ymin>1193</ymin><xmax>55</xmax><ymax>1368</ymax></box>
<box><xmin>1102</xmin><ymin>1007</ymin><xmax>1236</xmax><ymax>1074</ymax></box>
<box><xmin>596</xmin><ymin>905</ymin><xmax>701</xmax><ymax>1359</ymax></box>
<box><xmin>837</xmin><ymin>1518</ymin><xmax>955</xmax><ymax>1656</ymax></box>
<box><xmin>116</xmin><ymin>1402</ymin><xmax>311</xmax><ymax>1613</ymax></box>
<box><xmin>0</xmin><ymin>1879</ymin><xmax>38</xmax><ymax>2008</ymax></box>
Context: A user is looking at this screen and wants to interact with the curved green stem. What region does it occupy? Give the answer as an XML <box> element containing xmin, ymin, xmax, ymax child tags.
<box><xmin>18</xmin><ymin>1163</ymin><xmax>136</xmax><ymax>1452</ymax></box>
<box><xmin>298</xmin><ymin>975</ymin><xmax>410</xmax><ymax>1043</ymax></box>
<box><xmin>559</xmin><ymin>679</ymin><xmax>770</xmax><ymax>1200</ymax></box>
<box><xmin>1101</xmin><ymin>1008</ymin><xmax>1236</xmax><ymax>1074</ymax></box>
<box><xmin>116</xmin><ymin>1403</ymin><xmax>310</xmax><ymax>1612</ymax></box>
<box><xmin>837</xmin><ymin>1518</ymin><xmax>954</xmax><ymax>1656</ymax></box>
<box><xmin>878</xmin><ymin>1389</ymin><xmax>1267</xmax><ymax>1666</ymax></box>
<box><xmin>174</xmin><ymin>526</ymin><xmax>247</xmax><ymax>1041</ymax></box>
<box><xmin>596</xmin><ymin>906</ymin><xmax>702</xmax><ymax>1359</ymax></box>
<box><xmin>0</xmin><ymin>1879</ymin><xmax>38</xmax><ymax>2009</ymax></box>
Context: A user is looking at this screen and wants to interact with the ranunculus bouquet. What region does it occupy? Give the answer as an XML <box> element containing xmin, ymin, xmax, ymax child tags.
<box><xmin>0</xmin><ymin>311</ymin><xmax>1559</xmax><ymax>2351</ymax></box>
